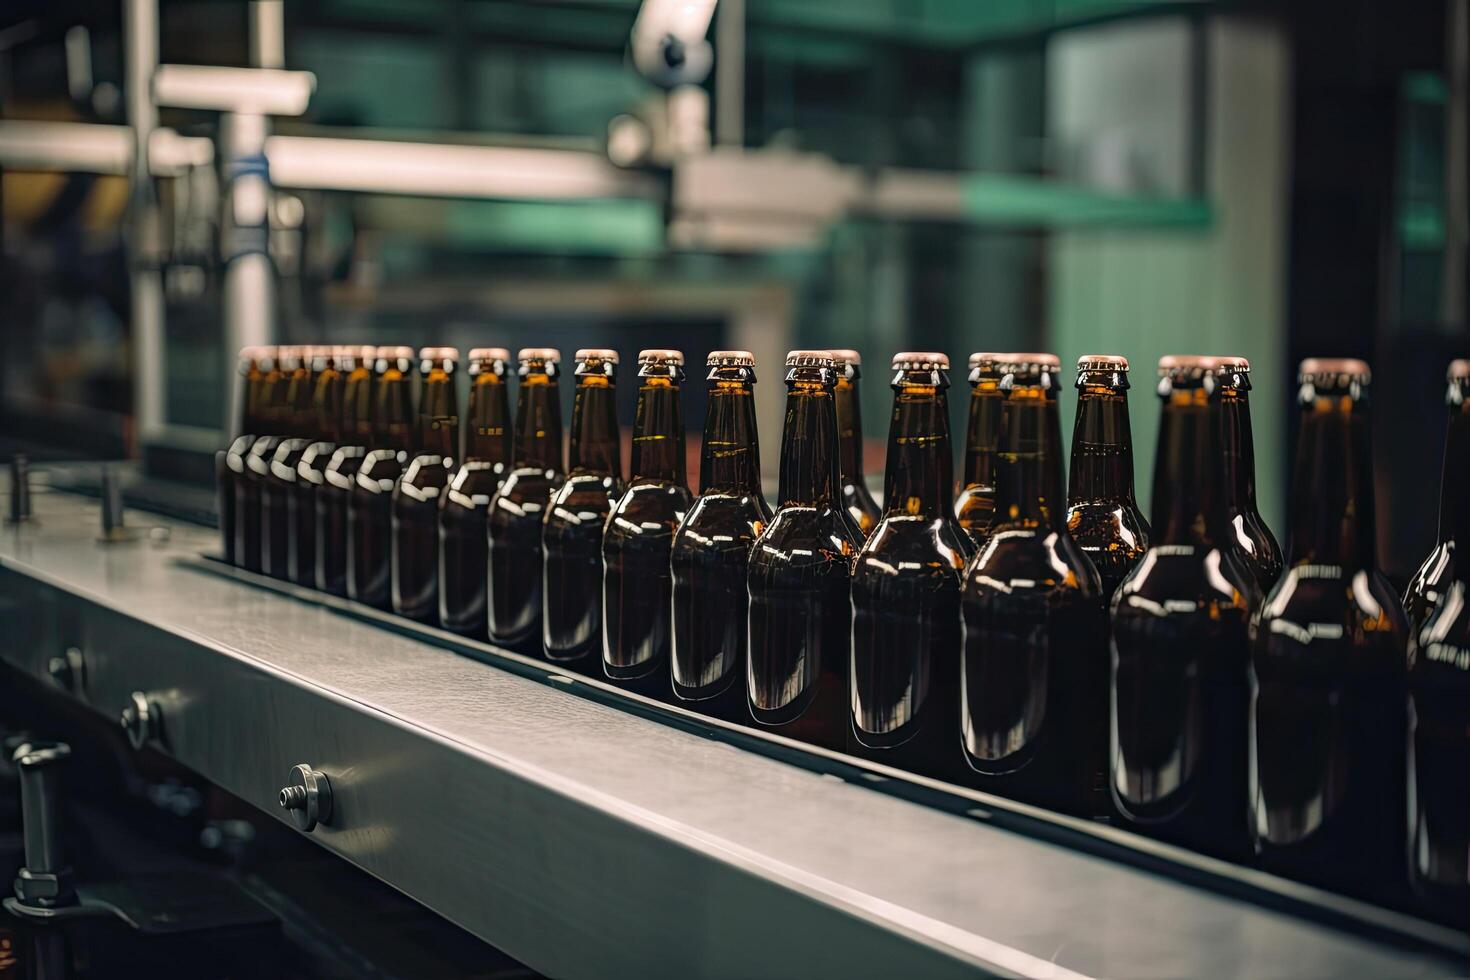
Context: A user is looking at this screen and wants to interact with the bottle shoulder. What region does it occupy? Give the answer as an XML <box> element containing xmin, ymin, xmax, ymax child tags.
<box><xmin>1413</xmin><ymin>581</ymin><xmax>1470</xmax><ymax>682</ymax></box>
<box><xmin>751</xmin><ymin>505</ymin><xmax>858</xmax><ymax>568</ymax></box>
<box><xmin>1110</xmin><ymin>546</ymin><xmax>1253</xmax><ymax>616</ymax></box>
<box><xmin>611</xmin><ymin>479</ymin><xmax>692</xmax><ymax>518</ymax></box>
<box><xmin>1405</xmin><ymin>540</ymin><xmax>1456</xmax><ymax>621</ymax></box>
<box><xmin>550</xmin><ymin>471</ymin><xmax>620</xmax><ymax>508</ymax></box>
<box><xmin>964</xmin><ymin>526</ymin><xmax>1099</xmax><ymax>595</ymax></box>
<box><xmin>675</xmin><ymin>492</ymin><xmax>771</xmax><ymax>540</ymax></box>
<box><xmin>1066</xmin><ymin>501</ymin><xmax>1150</xmax><ymax>549</ymax></box>
<box><xmin>399</xmin><ymin>454</ymin><xmax>454</xmax><ymax>493</ymax></box>
<box><xmin>493</xmin><ymin>466</ymin><xmax>560</xmax><ymax>503</ymax></box>
<box><xmin>1255</xmin><ymin>563</ymin><xmax>1409</xmax><ymax>650</ymax></box>
<box><xmin>855</xmin><ymin>515</ymin><xmax>968</xmax><ymax>579</ymax></box>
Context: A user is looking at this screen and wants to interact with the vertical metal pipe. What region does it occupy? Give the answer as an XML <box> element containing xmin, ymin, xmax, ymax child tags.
<box><xmin>124</xmin><ymin>0</ymin><xmax>165</xmax><ymax>446</ymax></box>
<box><xmin>250</xmin><ymin>1</ymin><xmax>286</xmax><ymax>70</ymax></box>
<box><xmin>715</xmin><ymin>0</ymin><xmax>744</xmax><ymax>147</ymax></box>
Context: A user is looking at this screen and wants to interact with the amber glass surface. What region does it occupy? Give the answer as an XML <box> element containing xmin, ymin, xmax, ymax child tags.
<box><xmin>671</xmin><ymin>364</ymin><xmax>771</xmax><ymax>720</ymax></box>
<box><xmin>487</xmin><ymin>358</ymin><xmax>563</xmax><ymax>649</ymax></box>
<box><xmin>602</xmin><ymin>362</ymin><xmax>692</xmax><ymax>696</ymax></box>
<box><xmin>261</xmin><ymin>351</ymin><xmax>314</xmax><ymax>580</ymax></box>
<box><xmin>1111</xmin><ymin>369</ymin><xmax>1257</xmax><ymax>859</ymax></box>
<box><xmin>850</xmin><ymin>364</ymin><xmax>972</xmax><ymax>780</ymax></box>
<box><xmin>289</xmin><ymin>351</ymin><xmax>346</xmax><ymax>587</ymax></box>
<box><xmin>349</xmin><ymin>354</ymin><xmax>415</xmax><ymax>609</ymax></box>
<box><xmin>955</xmin><ymin>362</ymin><xmax>1004</xmax><ymax>548</ymax></box>
<box><xmin>219</xmin><ymin>349</ymin><xmax>263</xmax><ymax>565</ymax></box>
<box><xmin>960</xmin><ymin>364</ymin><xmax>1105</xmax><ymax>816</ymax></box>
<box><xmin>543</xmin><ymin>357</ymin><xmax>622</xmax><ymax>668</ymax></box>
<box><xmin>1250</xmin><ymin>371</ymin><xmax>1408</xmax><ymax>899</ymax></box>
<box><xmin>393</xmin><ymin>356</ymin><xmax>460</xmax><ymax>622</ymax></box>
<box><xmin>317</xmin><ymin>355</ymin><xmax>376</xmax><ymax>596</ymax></box>
<box><xmin>834</xmin><ymin>361</ymin><xmax>881</xmax><ymax>538</ymax></box>
<box><xmin>1405</xmin><ymin>375</ymin><xmax>1470</xmax><ymax>631</ymax></box>
<box><xmin>1215</xmin><ymin>365</ymin><xmax>1283</xmax><ymax>592</ymax></box>
<box><xmin>746</xmin><ymin>359</ymin><xmax>860</xmax><ymax>750</ymax></box>
<box><xmin>439</xmin><ymin>355</ymin><xmax>513</xmax><ymax>637</ymax></box>
<box><xmin>1066</xmin><ymin>368</ymin><xmax>1150</xmax><ymax>600</ymax></box>
<box><xmin>1408</xmin><ymin>372</ymin><xmax>1470</xmax><ymax>912</ymax></box>
<box><xmin>232</xmin><ymin>352</ymin><xmax>286</xmax><ymax>572</ymax></box>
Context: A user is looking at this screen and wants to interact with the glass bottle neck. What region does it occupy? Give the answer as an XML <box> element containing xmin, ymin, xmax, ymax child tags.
<box><xmin>1068</xmin><ymin>384</ymin><xmax>1138</xmax><ymax>504</ymax></box>
<box><xmin>1439</xmin><ymin>397</ymin><xmax>1470</xmax><ymax>551</ymax></box>
<box><xmin>415</xmin><ymin>369</ymin><xmax>458</xmax><ymax>458</ymax></box>
<box><xmin>257</xmin><ymin>370</ymin><xmax>286</xmax><ymax>436</ymax></box>
<box><xmin>284</xmin><ymin>366</ymin><xmax>315</xmax><ymax>440</ymax></box>
<box><xmin>311</xmin><ymin>367</ymin><xmax>344</xmax><ymax>444</ymax></box>
<box><xmin>569</xmin><ymin>377</ymin><xmax>620</xmax><ymax>476</ymax></box>
<box><xmin>342</xmin><ymin>366</ymin><xmax>376</xmax><ymax>446</ymax></box>
<box><xmin>883</xmin><ymin>384</ymin><xmax>955</xmax><ymax>518</ymax></box>
<box><xmin>992</xmin><ymin>386</ymin><xmax>1066</xmax><ymax>529</ymax></box>
<box><xmin>1152</xmin><ymin>388</ymin><xmax>1226</xmax><ymax>547</ymax></box>
<box><xmin>963</xmin><ymin>380</ymin><xmax>1002</xmax><ymax>488</ymax></box>
<box><xmin>1288</xmin><ymin>393</ymin><xmax>1376</xmax><ymax>568</ymax></box>
<box><xmin>834</xmin><ymin>374</ymin><xmax>867</xmax><ymax>487</ymax></box>
<box><xmin>778</xmin><ymin>381</ymin><xmax>840</xmax><ymax>507</ymax></box>
<box><xmin>513</xmin><ymin>375</ymin><xmax>563</xmax><ymax>472</ymax></box>
<box><xmin>464</xmin><ymin>374</ymin><xmax>511</xmax><ymax>464</ymax></box>
<box><xmin>240</xmin><ymin>368</ymin><xmax>262</xmax><ymax>435</ymax></box>
<box><xmin>374</xmin><ymin>368</ymin><xmax>414</xmax><ymax>453</ymax></box>
<box><xmin>631</xmin><ymin>378</ymin><xmax>684</xmax><ymax>483</ymax></box>
<box><xmin>700</xmin><ymin>379</ymin><xmax>762</xmax><ymax>494</ymax></box>
<box><xmin>1216</xmin><ymin>385</ymin><xmax>1261</xmax><ymax>516</ymax></box>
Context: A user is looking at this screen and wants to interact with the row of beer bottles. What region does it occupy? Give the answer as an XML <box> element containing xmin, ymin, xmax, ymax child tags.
<box><xmin>218</xmin><ymin>342</ymin><xmax>1466</xmax><ymax>910</ymax></box>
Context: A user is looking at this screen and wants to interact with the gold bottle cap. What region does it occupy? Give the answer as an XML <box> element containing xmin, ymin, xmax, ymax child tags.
<box><xmin>638</xmin><ymin>348</ymin><xmax>684</xmax><ymax>366</ymax></box>
<box><xmin>785</xmin><ymin>349</ymin><xmax>836</xmax><ymax>368</ymax></box>
<box><xmin>517</xmin><ymin>347</ymin><xmax>561</xmax><ymax>363</ymax></box>
<box><xmin>1298</xmin><ymin>357</ymin><xmax>1370</xmax><ymax>383</ymax></box>
<box><xmin>1215</xmin><ymin>355</ymin><xmax>1251</xmax><ymax>372</ymax></box>
<box><xmin>708</xmin><ymin>350</ymin><xmax>755</xmax><ymax>366</ymax></box>
<box><xmin>575</xmin><ymin>348</ymin><xmax>619</xmax><ymax>363</ymax></box>
<box><xmin>468</xmin><ymin>347</ymin><xmax>511</xmax><ymax>362</ymax></box>
<box><xmin>829</xmin><ymin>349</ymin><xmax>861</xmax><ymax>366</ymax></box>
<box><xmin>377</xmin><ymin>345</ymin><xmax>415</xmax><ymax>361</ymax></box>
<box><xmin>418</xmin><ymin>346</ymin><xmax>459</xmax><ymax>361</ymax></box>
<box><xmin>1077</xmin><ymin>354</ymin><xmax>1129</xmax><ymax>372</ymax></box>
<box><xmin>968</xmin><ymin>351</ymin><xmax>1009</xmax><ymax>370</ymax></box>
<box><xmin>1000</xmin><ymin>352</ymin><xmax>1061</xmax><ymax>370</ymax></box>
<box><xmin>1158</xmin><ymin>354</ymin><xmax>1219</xmax><ymax>373</ymax></box>
<box><xmin>1449</xmin><ymin>359</ymin><xmax>1470</xmax><ymax>380</ymax></box>
<box><xmin>892</xmin><ymin>351</ymin><xmax>949</xmax><ymax>370</ymax></box>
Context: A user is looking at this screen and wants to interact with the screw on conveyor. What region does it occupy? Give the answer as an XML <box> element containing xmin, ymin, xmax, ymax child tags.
<box><xmin>8</xmin><ymin>453</ymin><xmax>32</xmax><ymax>524</ymax></box>
<box><xmin>278</xmin><ymin>763</ymin><xmax>333</xmax><ymax>833</ymax></box>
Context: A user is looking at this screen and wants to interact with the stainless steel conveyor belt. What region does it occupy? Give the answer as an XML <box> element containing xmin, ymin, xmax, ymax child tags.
<box><xmin>0</xmin><ymin>481</ymin><xmax>1466</xmax><ymax>979</ymax></box>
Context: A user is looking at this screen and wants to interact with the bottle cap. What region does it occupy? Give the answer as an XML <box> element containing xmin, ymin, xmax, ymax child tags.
<box><xmin>968</xmin><ymin>352</ymin><xmax>1008</xmax><ymax>371</ymax></box>
<box><xmin>785</xmin><ymin>349</ymin><xmax>836</xmax><ymax>368</ymax></box>
<box><xmin>830</xmin><ymin>349</ymin><xmax>861</xmax><ymax>367</ymax></box>
<box><xmin>468</xmin><ymin>347</ymin><xmax>511</xmax><ymax>362</ymax></box>
<box><xmin>1450</xmin><ymin>359</ymin><xmax>1470</xmax><ymax>381</ymax></box>
<box><xmin>418</xmin><ymin>346</ymin><xmax>459</xmax><ymax>361</ymax></box>
<box><xmin>240</xmin><ymin>345</ymin><xmax>273</xmax><ymax>362</ymax></box>
<box><xmin>638</xmin><ymin>348</ymin><xmax>684</xmax><ymax>366</ymax></box>
<box><xmin>1077</xmin><ymin>354</ymin><xmax>1129</xmax><ymax>372</ymax></box>
<box><xmin>576</xmin><ymin>348</ymin><xmax>619</xmax><ymax>363</ymax></box>
<box><xmin>707</xmin><ymin>350</ymin><xmax>755</xmax><ymax>366</ymax></box>
<box><xmin>517</xmin><ymin>347</ymin><xmax>561</xmax><ymax>363</ymax></box>
<box><xmin>377</xmin><ymin>345</ymin><xmax>415</xmax><ymax>361</ymax></box>
<box><xmin>1158</xmin><ymin>354</ymin><xmax>1219</xmax><ymax>374</ymax></box>
<box><xmin>1000</xmin><ymin>353</ymin><xmax>1061</xmax><ymax>371</ymax></box>
<box><xmin>1216</xmin><ymin>355</ymin><xmax>1251</xmax><ymax>372</ymax></box>
<box><xmin>892</xmin><ymin>351</ymin><xmax>949</xmax><ymax>370</ymax></box>
<box><xmin>1298</xmin><ymin>357</ymin><xmax>1370</xmax><ymax>384</ymax></box>
<box><xmin>279</xmin><ymin>345</ymin><xmax>308</xmax><ymax>367</ymax></box>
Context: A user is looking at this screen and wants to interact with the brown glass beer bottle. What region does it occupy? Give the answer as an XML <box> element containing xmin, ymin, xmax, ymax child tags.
<box><xmin>543</xmin><ymin>349</ymin><xmax>623</xmax><ymax>670</ymax></box>
<box><xmin>261</xmin><ymin>346</ymin><xmax>315</xmax><ymax>579</ymax></box>
<box><xmin>671</xmin><ymin>351</ymin><xmax>772</xmax><ymax>721</ymax></box>
<box><xmin>236</xmin><ymin>347</ymin><xmax>286</xmax><ymax>573</ymax></box>
<box><xmin>746</xmin><ymin>350</ymin><xmax>861</xmax><ymax>749</ymax></box>
<box><xmin>1406</xmin><ymin>359</ymin><xmax>1470</xmax><ymax>631</ymax></box>
<box><xmin>1065</xmin><ymin>355</ymin><xmax>1150</xmax><ymax>600</ymax></box>
<box><xmin>392</xmin><ymin>348</ymin><xmax>459</xmax><ymax>622</ymax></box>
<box><xmin>1250</xmin><ymin>358</ymin><xmax>1408</xmax><ymax>899</ymax></box>
<box><xmin>830</xmin><ymin>350</ymin><xmax>881</xmax><ymax>539</ymax></box>
<box><xmin>954</xmin><ymin>352</ymin><xmax>1005</xmax><ymax>549</ymax></box>
<box><xmin>438</xmin><ymin>348</ymin><xmax>512</xmax><ymax>637</ymax></box>
<box><xmin>220</xmin><ymin>345</ymin><xmax>267</xmax><ymax>566</ymax></box>
<box><xmin>1407</xmin><ymin>360</ymin><xmax>1470</xmax><ymax>912</ymax></box>
<box><xmin>960</xmin><ymin>354</ymin><xmax>1106</xmax><ymax>815</ymax></box>
<box><xmin>317</xmin><ymin>347</ymin><xmax>376</xmax><ymax>596</ymax></box>
<box><xmin>602</xmin><ymin>350</ymin><xmax>692</xmax><ymax>696</ymax></box>
<box><xmin>851</xmin><ymin>353</ymin><xmax>972</xmax><ymax>779</ymax></box>
<box><xmin>1110</xmin><ymin>355</ymin><xmax>1257</xmax><ymax>859</ymax></box>
<box><xmin>487</xmin><ymin>348</ymin><xmax>564</xmax><ymax>649</ymax></box>
<box><xmin>348</xmin><ymin>346</ymin><xmax>415</xmax><ymax>608</ymax></box>
<box><xmin>1214</xmin><ymin>356</ymin><xmax>1283</xmax><ymax>593</ymax></box>
<box><xmin>290</xmin><ymin>346</ymin><xmax>350</xmax><ymax>587</ymax></box>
